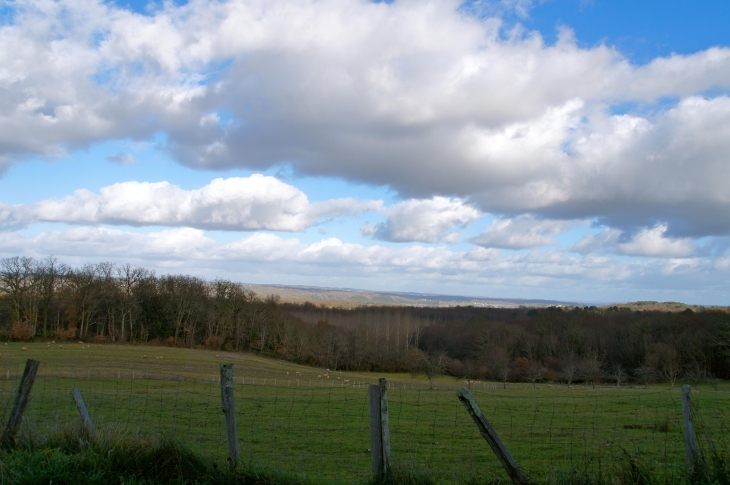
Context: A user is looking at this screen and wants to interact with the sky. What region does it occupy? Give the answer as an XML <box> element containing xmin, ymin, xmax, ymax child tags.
<box><xmin>1</xmin><ymin>0</ymin><xmax>729</xmax><ymax>305</ymax></box>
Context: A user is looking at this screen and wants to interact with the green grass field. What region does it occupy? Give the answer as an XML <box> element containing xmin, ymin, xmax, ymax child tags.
<box><xmin>1</xmin><ymin>342</ymin><xmax>729</xmax><ymax>484</ymax></box>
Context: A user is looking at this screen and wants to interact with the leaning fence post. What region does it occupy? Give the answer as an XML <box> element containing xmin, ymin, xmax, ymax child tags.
<box><xmin>220</xmin><ymin>364</ymin><xmax>240</xmax><ymax>467</ymax></box>
<box><xmin>369</xmin><ymin>378</ymin><xmax>392</xmax><ymax>478</ymax></box>
<box><xmin>71</xmin><ymin>388</ymin><xmax>97</xmax><ymax>438</ymax></box>
<box><xmin>457</xmin><ymin>388</ymin><xmax>534</xmax><ymax>485</ymax></box>
<box><xmin>2</xmin><ymin>359</ymin><xmax>40</xmax><ymax>448</ymax></box>
<box><xmin>681</xmin><ymin>384</ymin><xmax>699</xmax><ymax>471</ymax></box>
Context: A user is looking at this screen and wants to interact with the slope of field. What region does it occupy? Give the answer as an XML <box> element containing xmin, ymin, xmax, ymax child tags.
<box><xmin>2</xmin><ymin>343</ymin><xmax>729</xmax><ymax>484</ymax></box>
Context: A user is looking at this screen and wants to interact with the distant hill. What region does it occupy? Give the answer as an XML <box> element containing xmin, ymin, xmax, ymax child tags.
<box><xmin>243</xmin><ymin>283</ymin><xmax>579</xmax><ymax>308</ymax></box>
<box><xmin>611</xmin><ymin>301</ymin><xmax>728</xmax><ymax>312</ymax></box>
<box><xmin>243</xmin><ymin>284</ymin><xmax>729</xmax><ymax>311</ymax></box>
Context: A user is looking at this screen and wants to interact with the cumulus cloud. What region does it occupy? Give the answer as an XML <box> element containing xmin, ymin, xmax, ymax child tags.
<box><xmin>470</xmin><ymin>215</ymin><xmax>575</xmax><ymax>249</ymax></box>
<box><xmin>570</xmin><ymin>224</ymin><xmax>697</xmax><ymax>258</ymax></box>
<box><xmin>618</xmin><ymin>224</ymin><xmax>697</xmax><ymax>258</ymax></box>
<box><xmin>362</xmin><ymin>197</ymin><xmax>481</xmax><ymax>243</ymax></box>
<box><xmin>0</xmin><ymin>175</ymin><xmax>380</xmax><ymax>232</ymax></box>
<box><xmin>1</xmin><ymin>0</ymin><xmax>730</xmax><ymax>238</ymax></box>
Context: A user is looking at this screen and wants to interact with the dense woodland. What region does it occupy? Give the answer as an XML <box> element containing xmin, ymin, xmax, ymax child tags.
<box><xmin>2</xmin><ymin>256</ymin><xmax>729</xmax><ymax>385</ymax></box>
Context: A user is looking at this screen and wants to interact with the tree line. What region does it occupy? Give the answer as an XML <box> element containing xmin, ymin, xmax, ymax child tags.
<box><xmin>1</xmin><ymin>256</ymin><xmax>729</xmax><ymax>385</ymax></box>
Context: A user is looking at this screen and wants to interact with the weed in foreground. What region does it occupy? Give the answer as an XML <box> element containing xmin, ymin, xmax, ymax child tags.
<box><xmin>688</xmin><ymin>452</ymin><xmax>730</xmax><ymax>485</ymax></box>
<box><xmin>0</xmin><ymin>425</ymin><xmax>310</xmax><ymax>485</ymax></box>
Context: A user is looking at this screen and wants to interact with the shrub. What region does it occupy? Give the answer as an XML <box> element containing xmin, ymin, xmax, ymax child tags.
<box><xmin>204</xmin><ymin>335</ymin><xmax>224</xmax><ymax>350</ymax></box>
<box><xmin>55</xmin><ymin>326</ymin><xmax>78</xmax><ymax>340</ymax></box>
<box><xmin>10</xmin><ymin>320</ymin><xmax>34</xmax><ymax>341</ymax></box>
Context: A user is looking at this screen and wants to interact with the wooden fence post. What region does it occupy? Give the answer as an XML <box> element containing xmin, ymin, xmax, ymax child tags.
<box><xmin>369</xmin><ymin>384</ymin><xmax>383</xmax><ymax>477</ymax></box>
<box><xmin>71</xmin><ymin>388</ymin><xmax>97</xmax><ymax>438</ymax></box>
<box><xmin>379</xmin><ymin>378</ymin><xmax>391</xmax><ymax>475</ymax></box>
<box><xmin>457</xmin><ymin>388</ymin><xmax>534</xmax><ymax>485</ymax></box>
<box><xmin>1</xmin><ymin>359</ymin><xmax>40</xmax><ymax>448</ymax></box>
<box><xmin>369</xmin><ymin>378</ymin><xmax>392</xmax><ymax>478</ymax></box>
<box><xmin>681</xmin><ymin>384</ymin><xmax>699</xmax><ymax>471</ymax></box>
<box><xmin>220</xmin><ymin>364</ymin><xmax>240</xmax><ymax>467</ymax></box>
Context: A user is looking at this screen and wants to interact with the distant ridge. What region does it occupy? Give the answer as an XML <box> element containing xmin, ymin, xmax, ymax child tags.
<box><xmin>243</xmin><ymin>283</ymin><xmax>581</xmax><ymax>308</ymax></box>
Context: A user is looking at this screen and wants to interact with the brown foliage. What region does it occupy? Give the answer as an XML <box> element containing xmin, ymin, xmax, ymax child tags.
<box><xmin>91</xmin><ymin>334</ymin><xmax>108</xmax><ymax>344</ymax></box>
<box><xmin>204</xmin><ymin>335</ymin><xmax>224</xmax><ymax>350</ymax></box>
<box><xmin>514</xmin><ymin>357</ymin><xmax>530</xmax><ymax>371</ymax></box>
<box><xmin>55</xmin><ymin>326</ymin><xmax>78</xmax><ymax>341</ymax></box>
<box><xmin>10</xmin><ymin>320</ymin><xmax>34</xmax><ymax>341</ymax></box>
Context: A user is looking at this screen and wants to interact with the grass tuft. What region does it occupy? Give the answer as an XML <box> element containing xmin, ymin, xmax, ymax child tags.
<box><xmin>366</xmin><ymin>461</ymin><xmax>436</xmax><ymax>485</ymax></box>
<box><xmin>688</xmin><ymin>452</ymin><xmax>730</xmax><ymax>485</ymax></box>
<box><xmin>0</xmin><ymin>425</ymin><xmax>310</xmax><ymax>485</ymax></box>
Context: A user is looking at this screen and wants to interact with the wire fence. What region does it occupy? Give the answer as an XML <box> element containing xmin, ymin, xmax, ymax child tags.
<box><xmin>1</xmin><ymin>362</ymin><xmax>729</xmax><ymax>484</ymax></box>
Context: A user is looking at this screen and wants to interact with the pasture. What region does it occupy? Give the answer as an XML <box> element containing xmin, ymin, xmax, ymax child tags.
<box><xmin>1</xmin><ymin>342</ymin><xmax>729</xmax><ymax>484</ymax></box>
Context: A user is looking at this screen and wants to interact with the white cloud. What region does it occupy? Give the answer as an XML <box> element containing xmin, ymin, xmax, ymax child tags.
<box><xmin>470</xmin><ymin>215</ymin><xmax>575</xmax><ymax>249</ymax></box>
<box><xmin>1</xmin><ymin>176</ymin><xmax>380</xmax><ymax>232</ymax></box>
<box><xmin>618</xmin><ymin>224</ymin><xmax>696</xmax><ymax>258</ymax></box>
<box><xmin>363</xmin><ymin>197</ymin><xmax>481</xmax><ymax>243</ymax></box>
<box><xmin>0</xmin><ymin>226</ymin><xmax>644</xmax><ymax>280</ymax></box>
<box><xmin>1</xmin><ymin>226</ymin><xmax>727</xmax><ymax>303</ymax></box>
<box><xmin>1</xmin><ymin>0</ymin><xmax>730</xmax><ymax>238</ymax></box>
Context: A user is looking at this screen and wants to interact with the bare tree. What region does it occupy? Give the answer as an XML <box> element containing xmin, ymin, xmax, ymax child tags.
<box><xmin>411</xmin><ymin>349</ymin><xmax>449</xmax><ymax>389</ymax></box>
<box><xmin>0</xmin><ymin>256</ymin><xmax>42</xmax><ymax>335</ymax></box>
<box><xmin>457</xmin><ymin>359</ymin><xmax>480</xmax><ymax>390</ymax></box>
<box><xmin>581</xmin><ymin>352</ymin><xmax>604</xmax><ymax>389</ymax></box>
<box><xmin>116</xmin><ymin>264</ymin><xmax>150</xmax><ymax>342</ymax></box>
<box><xmin>37</xmin><ymin>256</ymin><xmax>67</xmax><ymax>338</ymax></box>
<box><xmin>634</xmin><ymin>365</ymin><xmax>655</xmax><ymax>389</ymax></box>
<box><xmin>561</xmin><ymin>360</ymin><xmax>578</xmax><ymax>385</ymax></box>
<box><xmin>610</xmin><ymin>363</ymin><xmax>626</xmax><ymax>388</ymax></box>
<box><xmin>647</xmin><ymin>344</ymin><xmax>681</xmax><ymax>387</ymax></box>
<box><xmin>488</xmin><ymin>347</ymin><xmax>512</xmax><ymax>389</ymax></box>
<box><xmin>525</xmin><ymin>362</ymin><xmax>547</xmax><ymax>389</ymax></box>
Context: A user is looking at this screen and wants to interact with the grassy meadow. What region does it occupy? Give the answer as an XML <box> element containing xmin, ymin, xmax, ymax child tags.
<box><xmin>1</xmin><ymin>342</ymin><xmax>729</xmax><ymax>484</ymax></box>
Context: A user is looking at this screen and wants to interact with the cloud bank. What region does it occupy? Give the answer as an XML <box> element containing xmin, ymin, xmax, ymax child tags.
<box><xmin>1</xmin><ymin>0</ymin><xmax>729</xmax><ymax>238</ymax></box>
<box><xmin>0</xmin><ymin>0</ymin><xmax>729</xmax><ymax>302</ymax></box>
<box><xmin>0</xmin><ymin>225</ymin><xmax>726</xmax><ymax>303</ymax></box>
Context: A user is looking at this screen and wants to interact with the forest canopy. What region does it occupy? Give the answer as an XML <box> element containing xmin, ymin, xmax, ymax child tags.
<box><xmin>1</xmin><ymin>256</ymin><xmax>729</xmax><ymax>384</ymax></box>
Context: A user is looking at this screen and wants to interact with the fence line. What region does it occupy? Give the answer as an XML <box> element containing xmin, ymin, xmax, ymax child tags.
<box><xmin>1</xmin><ymin>362</ymin><xmax>728</xmax><ymax>484</ymax></box>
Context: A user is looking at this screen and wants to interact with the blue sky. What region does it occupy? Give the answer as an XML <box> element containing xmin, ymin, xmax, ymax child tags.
<box><xmin>1</xmin><ymin>0</ymin><xmax>729</xmax><ymax>304</ymax></box>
